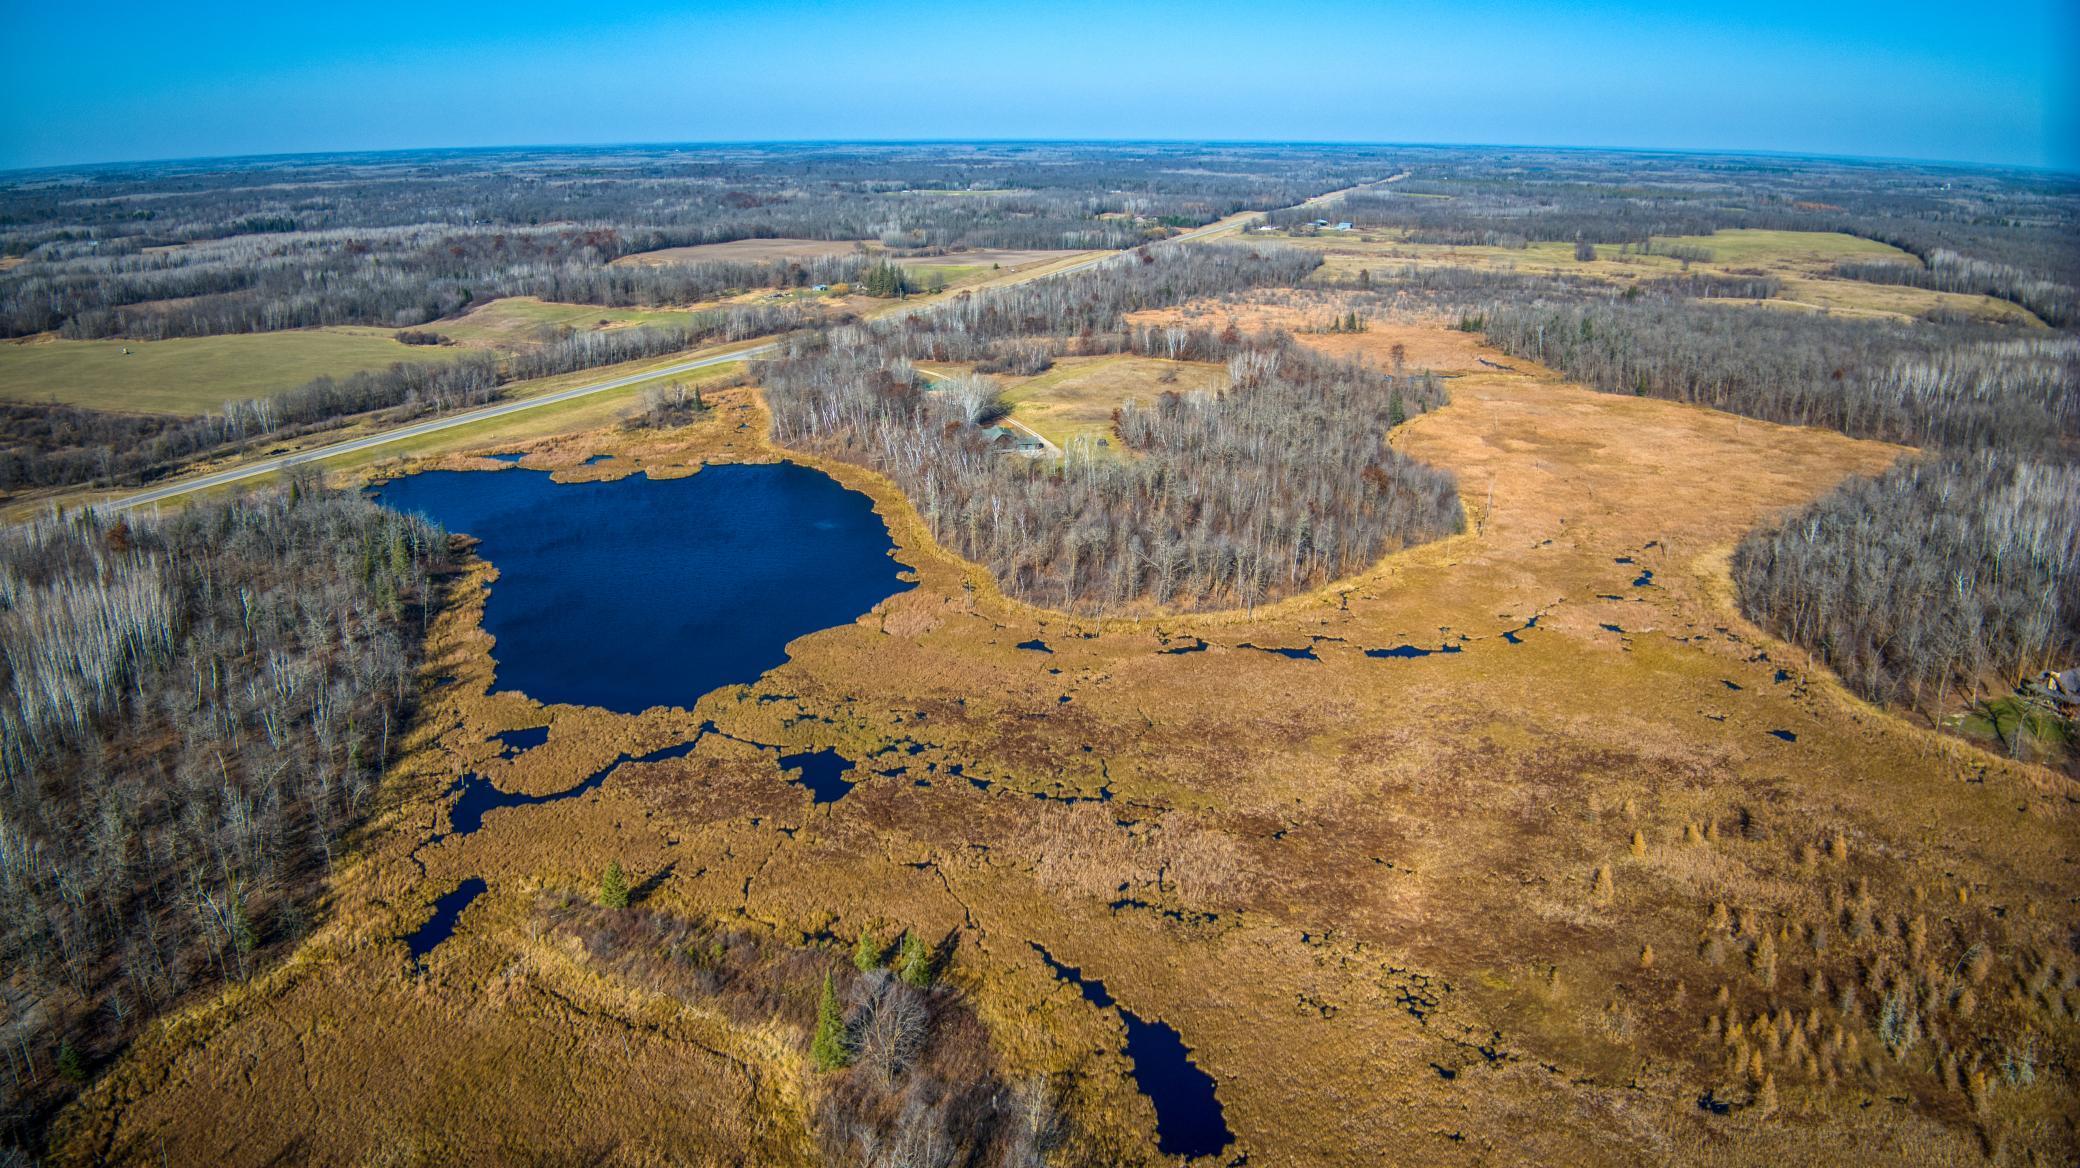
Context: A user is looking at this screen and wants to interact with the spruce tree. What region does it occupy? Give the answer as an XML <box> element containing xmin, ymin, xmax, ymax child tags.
<box><xmin>898</xmin><ymin>933</ymin><xmax>932</xmax><ymax>988</ymax></box>
<box><xmin>811</xmin><ymin>971</ymin><xmax>851</xmax><ymax>1070</ymax></box>
<box><xmin>56</xmin><ymin>1040</ymin><xmax>86</xmax><ymax>1083</ymax></box>
<box><xmin>853</xmin><ymin>927</ymin><xmax>883</xmax><ymax>971</ymax></box>
<box><xmin>600</xmin><ymin>861</ymin><xmax>630</xmax><ymax>909</ymax></box>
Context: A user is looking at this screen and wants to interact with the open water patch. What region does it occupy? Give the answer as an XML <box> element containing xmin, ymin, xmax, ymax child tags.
<box><xmin>1238</xmin><ymin>642</ymin><xmax>1317</xmax><ymax>660</ymax></box>
<box><xmin>1366</xmin><ymin>642</ymin><xmax>1464</xmax><ymax>659</ymax></box>
<box><xmin>370</xmin><ymin>463</ymin><xmax>911</xmax><ymax>713</ymax></box>
<box><xmin>404</xmin><ymin>877</ymin><xmax>487</xmax><ymax>960</ymax></box>
<box><xmin>779</xmin><ymin>747</ymin><xmax>857</xmax><ymax>804</ymax></box>
<box><xmin>491</xmin><ymin>726</ymin><xmax>550</xmax><ymax>755</ymax></box>
<box><xmin>440</xmin><ymin>738</ymin><xmax>699</xmax><ymax>840</ymax></box>
<box><xmin>1499</xmin><ymin>613</ymin><xmax>1542</xmax><ymax>644</ymax></box>
<box><xmin>1032</xmin><ymin>944</ymin><xmax>1232</xmax><ymax>1159</ymax></box>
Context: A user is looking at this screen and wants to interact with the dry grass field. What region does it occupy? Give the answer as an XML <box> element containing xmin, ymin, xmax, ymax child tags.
<box><xmin>919</xmin><ymin>353</ymin><xmax>1229</xmax><ymax>451</ymax></box>
<box><xmin>427</xmin><ymin>296</ymin><xmax>736</xmax><ymax>349</ymax></box>
<box><xmin>0</xmin><ymin>327</ymin><xmax>467</xmax><ymax>413</ymax></box>
<box><xmin>897</xmin><ymin>248</ymin><xmax>1080</xmax><ymax>271</ymax></box>
<box><xmin>1001</xmin><ymin>355</ymin><xmax>1225</xmax><ymax>450</ymax></box>
<box><xmin>610</xmin><ymin>238</ymin><xmax>868</xmax><ymax>266</ymax></box>
<box><xmin>52</xmin><ymin>309</ymin><xmax>2079</xmax><ymax>1165</ymax></box>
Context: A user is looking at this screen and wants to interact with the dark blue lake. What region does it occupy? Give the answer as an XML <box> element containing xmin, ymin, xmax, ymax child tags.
<box><xmin>369</xmin><ymin>463</ymin><xmax>911</xmax><ymax>714</ymax></box>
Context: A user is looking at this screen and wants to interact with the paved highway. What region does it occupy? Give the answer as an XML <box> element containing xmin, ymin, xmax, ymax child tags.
<box><xmin>96</xmin><ymin>205</ymin><xmax>1271</xmax><ymax>513</ymax></box>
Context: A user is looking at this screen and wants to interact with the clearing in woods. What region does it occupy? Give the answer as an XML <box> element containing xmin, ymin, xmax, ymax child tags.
<box><xmin>610</xmin><ymin>238</ymin><xmax>866</xmax><ymax>266</ymax></box>
<box><xmin>427</xmin><ymin>296</ymin><xmax>738</xmax><ymax>350</ymax></box>
<box><xmin>55</xmin><ymin>300</ymin><xmax>2074</xmax><ymax>1165</ymax></box>
<box><xmin>611</xmin><ymin>237</ymin><xmax>1083</xmax><ymax>278</ymax></box>
<box><xmin>995</xmin><ymin>354</ymin><xmax>1227</xmax><ymax>451</ymax></box>
<box><xmin>0</xmin><ymin>327</ymin><xmax>467</xmax><ymax>414</ymax></box>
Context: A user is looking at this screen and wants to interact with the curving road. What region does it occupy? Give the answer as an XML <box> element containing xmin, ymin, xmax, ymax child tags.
<box><xmin>94</xmin><ymin>200</ymin><xmax>1293</xmax><ymax>513</ymax></box>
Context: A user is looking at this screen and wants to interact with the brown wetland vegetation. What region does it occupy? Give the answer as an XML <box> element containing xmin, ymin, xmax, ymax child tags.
<box><xmin>4</xmin><ymin>145</ymin><xmax>2075</xmax><ymax>1166</ymax></box>
<box><xmin>39</xmin><ymin>304</ymin><xmax>2078</xmax><ymax>1166</ymax></box>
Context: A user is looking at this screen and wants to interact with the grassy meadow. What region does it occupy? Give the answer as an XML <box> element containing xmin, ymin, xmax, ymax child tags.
<box><xmin>1001</xmin><ymin>354</ymin><xmax>1225</xmax><ymax>450</ymax></box>
<box><xmin>429</xmin><ymin>296</ymin><xmax>728</xmax><ymax>349</ymax></box>
<box><xmin>0</xmin><ymin>327</ymin><xmax>465</xmax><ymax>414</ymax></box>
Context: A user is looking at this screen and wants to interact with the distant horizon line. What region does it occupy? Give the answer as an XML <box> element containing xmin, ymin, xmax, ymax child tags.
<box><xmin>4</xmin><ymin>136</ymin><xmax>2073</xmax><ymax>181</ymax></box>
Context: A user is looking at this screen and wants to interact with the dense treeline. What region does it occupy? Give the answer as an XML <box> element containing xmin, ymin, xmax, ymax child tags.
<box><xmin>765</xmin><ymin>246</ymin><xmax>1460</xmax><ymax>613</ymax></box>
<box><xmin>1471</xmin><ymin>298</ymin><xmax>2079</xmax><ymax>450</ymax></box>
<box><xmin>0</xmin><ymin>483</ymin><xmax>448</xmax><ymax>1140</ymax></box>
<box><xmin>1834</xmin><ymin>251</ymin><xmax>2076</xmax><ymax>328</ymax></box>
<box><xmin>0</xmin><ymin>358</ymin><xmax>499</xmax><ymax>493</ymax></box>
<box><xmin>1733</xmin><ymin>454</ymin><xmax>2080</xmax><ymax>712</ymax></box>
<box><xmin>12</xmin><ymin>237</ymin><xmax>865</xmax><ymax>341</ymax></box>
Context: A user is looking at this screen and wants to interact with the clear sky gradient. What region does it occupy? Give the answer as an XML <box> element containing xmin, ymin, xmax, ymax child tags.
<box><xmin>3</xmin><ymin>0</ymin><xmax>2074</xmax><ymax>171</ymax></box>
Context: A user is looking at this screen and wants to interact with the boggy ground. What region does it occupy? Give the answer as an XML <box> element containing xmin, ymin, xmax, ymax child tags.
<box><xmin>53</xmin><ymin>312</ymin><xmax>2079</xmax><ymax>1166</ymax></box>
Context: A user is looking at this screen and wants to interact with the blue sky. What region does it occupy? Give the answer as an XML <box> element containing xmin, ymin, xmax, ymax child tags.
<box><xmin>3</xmin><ymin>0</ymin><xmax>2073</xmax><ymax>170</ymax></box>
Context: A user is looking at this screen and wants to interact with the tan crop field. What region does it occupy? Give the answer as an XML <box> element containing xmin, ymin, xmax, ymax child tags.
<box><xmin>53</xmin><ymin>302</ymin><xmax>2079</xmax><ymax>1165</ymax></box>
<box><xmin>897</xmin><ymin>248</ymin><xmax>1081</xmax><ymax>270</ymax></box>
<box><xmin>611</xmin><ymin>238</ymin><xmax>867</xmax><ymax>266</ymax></box>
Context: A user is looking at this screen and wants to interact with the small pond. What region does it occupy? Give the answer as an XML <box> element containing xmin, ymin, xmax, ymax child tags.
<box><xmin>404</xmin><ymin>877</ymin><xmax>487</xmax><ymax>960</ymax></box>
<box><xmin>1034</xmin><ymin>944</ymin><xmax>1233</xmax><ymax>1158</ymax></box>
<box><xmin>370</xmin><ymin>464</ymin><xmax>911</xmax><ymax>713</ymax></box>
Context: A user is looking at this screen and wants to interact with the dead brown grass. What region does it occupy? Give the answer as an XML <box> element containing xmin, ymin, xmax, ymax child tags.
<box><xmin>53</xmin><ymin>303</ymin><xmax>2078</xmax><ymax>1167</ymax></box>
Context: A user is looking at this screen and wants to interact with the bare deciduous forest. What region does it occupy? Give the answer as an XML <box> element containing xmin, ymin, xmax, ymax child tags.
<box><xmin>1732</xmin><ymin>453</ymin><xmax>2079</xmax><ymax>713</ymax></box>
<box><xmin>762</xmin><ymin>245</ymin><xmax>1461</xmax><ymax>613</ymax></box>
<box><xmin>0</xmin><ymin>482</ymin><xmax>446</xmax><ymax>1132</ymax></box>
